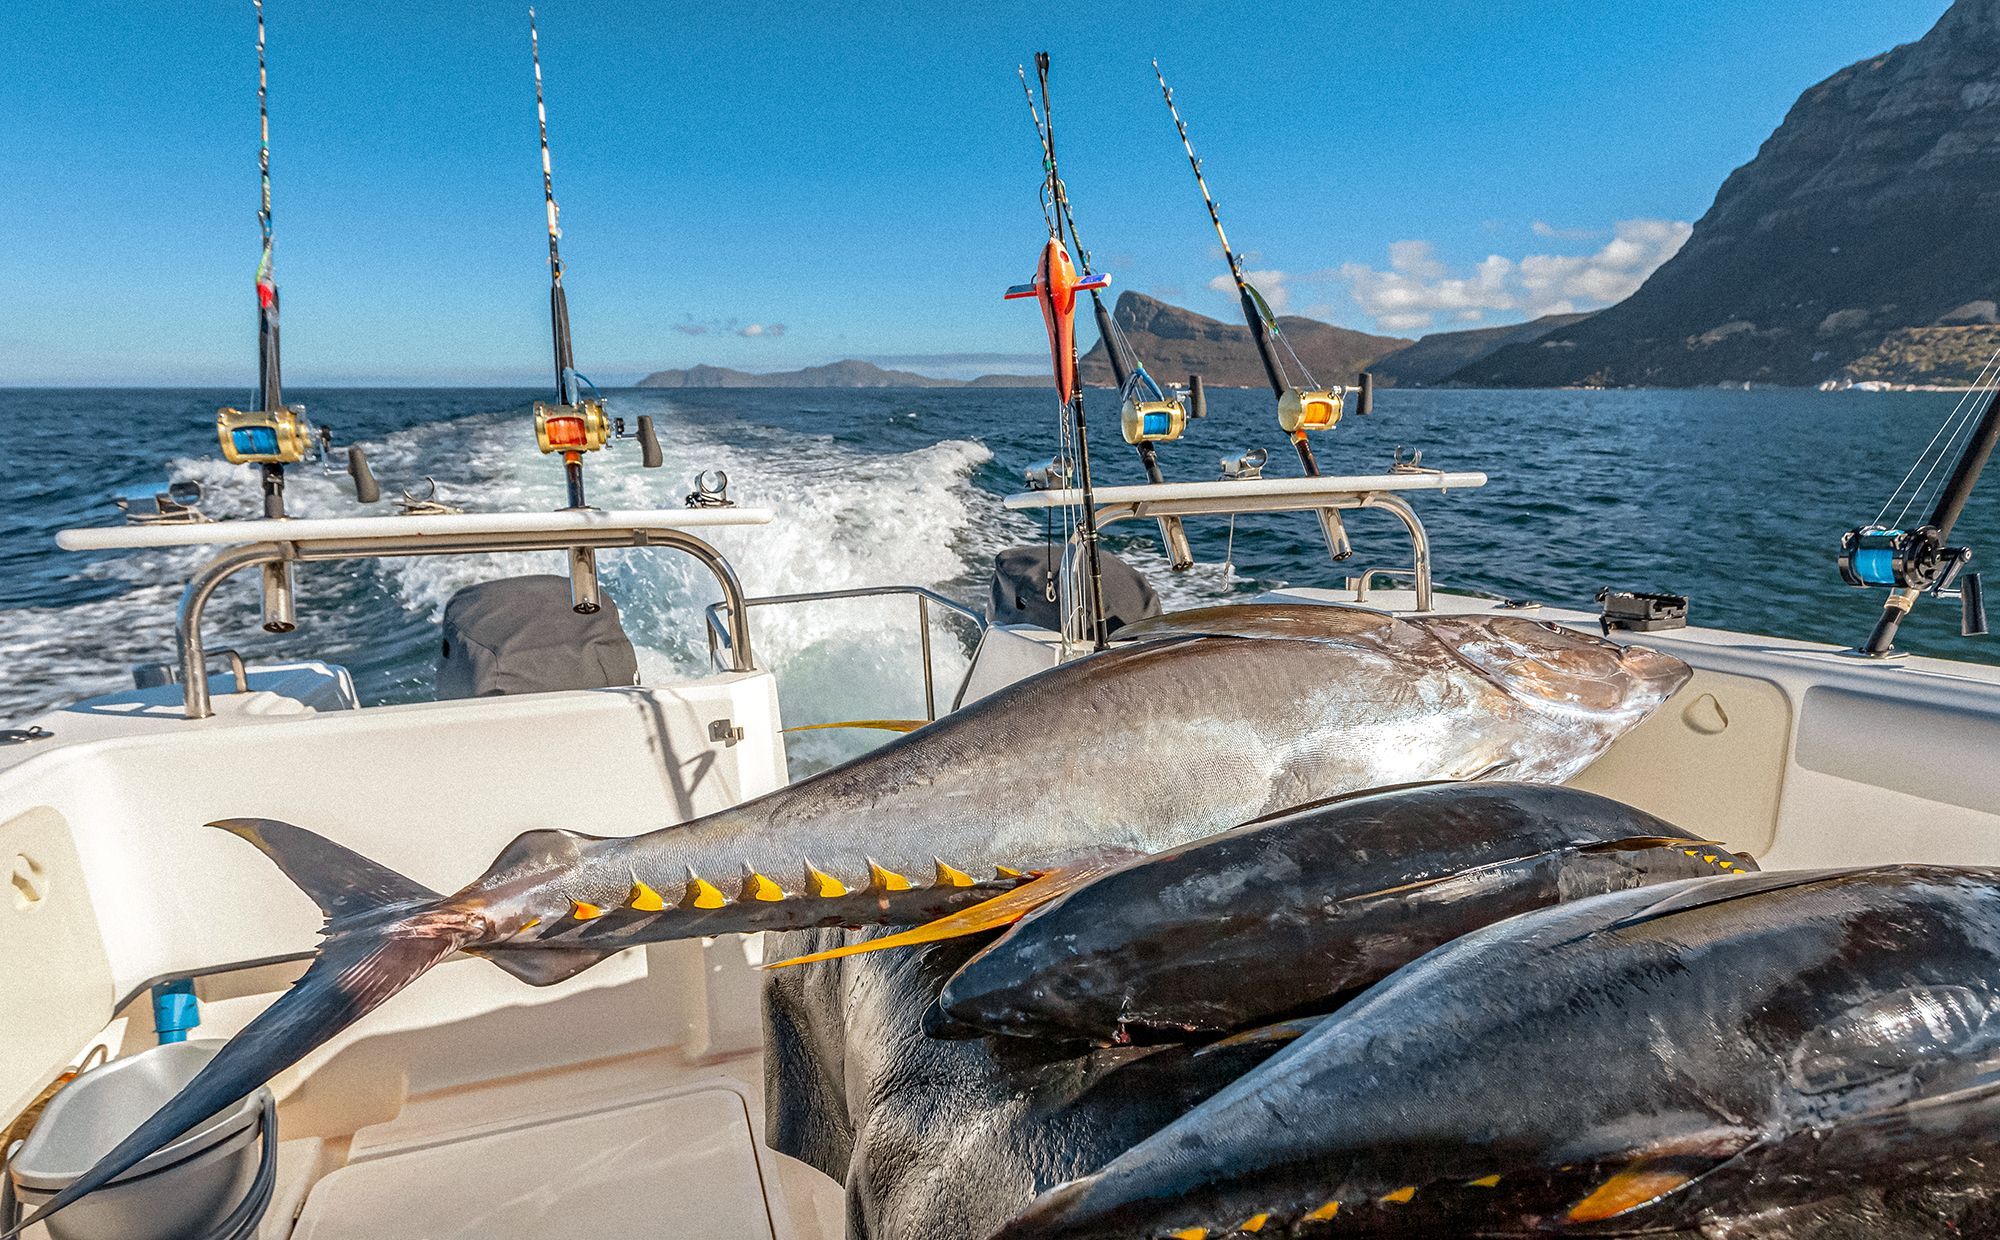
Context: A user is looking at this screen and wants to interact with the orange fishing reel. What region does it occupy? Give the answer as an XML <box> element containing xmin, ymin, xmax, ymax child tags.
<box><xmin>533</xmin><ymin>399</ymin><xmax>612</xmax><ymax>456</ymax></box>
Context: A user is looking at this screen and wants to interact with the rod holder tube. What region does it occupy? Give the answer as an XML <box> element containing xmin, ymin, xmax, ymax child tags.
<box><xmin>259</xmin><ymin>562</ymin><xmax>296</xmax><ymax>633</ymax></box>
<box><xmin>567</xmin><ymin>545</ymin><xmax>601</xmax><ymax>614</ymax></box>
<box><xmin>152</xmin><ymin>978</ymin><xmax>201</xmax><ymax>1045</ymax></box>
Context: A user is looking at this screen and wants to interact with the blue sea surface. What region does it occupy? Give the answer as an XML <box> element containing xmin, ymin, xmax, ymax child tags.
<box><xmin>4</xmin><ymin>385</ymin><xmax>1996</xmax><ymax>740</ymax></box>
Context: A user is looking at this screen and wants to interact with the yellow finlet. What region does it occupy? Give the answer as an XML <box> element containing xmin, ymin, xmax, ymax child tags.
<box><xmin>1467</xmin><ymin>1174</ymin><xmax>1502</xmax><ymax>1188</ymax></box>
<box><xmin>1380</xmin><ymin>1186</ymin><xmax>1416</xmax><ymax>1205</ymax></box>
<box><xmin>1237</xmin><ymin>1213</ymin><xmax>1270</xmax><ymax>1232</ymax></box>
<box><xmin>569</xmin><ymin>900</ymin><xmax>604</xmax><ymax>922</ymax></box>
<box><xmin>764</xmin><ymin>864</ymin><xmax>1112</xmax><ymax>969</ymax></box>
<box><xmin>1304</xmin><ymin>1201</ymin><xmax>1340</xmax><ymax>1221</ymax></box>
<box><xmin>805</xmin><ymin>862</ymin><xmax>848</xmax><ymax>898</ymax></box>
<box><xmin>517</xmin><ymin>917</ymin><xmax>541</xmax><ymax>932</ymax></box>
<box><xmin>1167</xmin><ymin>1229</ymin><xmax>1207</xmax><ymax>1240</ymax></box>
<box><xmin>868</xmin><ymin>859</ymin><xmax>913</xmax><ymax>892</ymax></box>
<box><xmin>934</xmin><ymin>859</ymin><xmax>975</xmax><ymax>888</ymax></box>
<box><xmin>995</xmin><ymin>864</ymin><xmax>1026</xmax><ymax>880</ymax></box>
<box><xmin>1567</xmin><ymin>1162</ymin><xmax>1697</xmax><ymax>1223</ymax></box>
<box><xmin>681</xmin><ymin>870</ymin><xmax>727</xmax><ymax>910</ymax></box>
<box><xmin>740</xmin><ymin>867</ymin><xmax>785</xmax><ymax>903</ymax></box>
<box><xmin>626</xmin><ymin>880</ymin><xmax>666</xmax><ymax>912</ymax></box>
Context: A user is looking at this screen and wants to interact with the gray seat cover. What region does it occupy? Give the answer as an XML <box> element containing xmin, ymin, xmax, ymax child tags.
<box><xmin>987</xmin><ymin>545</ymin><xmax>1161</xmax><ymax>635</ymax></box>
<box><xmin>435</xmin><ymin>574</ymin><xmax>640</xmax><ymax>700</ymax></box>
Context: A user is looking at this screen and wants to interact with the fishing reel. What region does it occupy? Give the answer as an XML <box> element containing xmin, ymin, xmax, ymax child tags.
<box><xmin>1276</xmin><ymin>374</ymin><xmax>1373</xmax><ymax>436</ymax></box>
<box><xmin>534</xmin><ymin>398</ymin><xmax>612</xmax><ymax>456</ymax></box>
<box><xmin>1839</xmin><ymin>525</ymin><xmax>1987</xmax><ymax>637</ymax></box>
<box><xmin>217</xmin><ymin>404</ymin><xmax>312</xmax><ymax>465</ymax></box>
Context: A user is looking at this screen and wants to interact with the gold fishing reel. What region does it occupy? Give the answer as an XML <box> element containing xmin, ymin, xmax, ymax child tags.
<box><xmin>533</xmin><ymin>399</ymin><xmax>612</xmax><ymax>455</ymax></box>
<box><xmin>216</xmin><ymin>404</ymin><xmax>312</xmax><ymax>465</ymax></box>
<box><xmin>1120</xmin><ymin>395</ymin><xmax>1189</xmax><ymax>445</ymax></box>
<box><xmin>1277</xmin><ymin>388</ymin><xmax>1345</xmax><ymax>435</ymax></box>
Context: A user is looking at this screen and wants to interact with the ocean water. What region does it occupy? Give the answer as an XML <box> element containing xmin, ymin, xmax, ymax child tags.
<box><xmin>6</xmin><ymin>385</ymin><xmax>1997</xmax><ymax>767</ymax></box>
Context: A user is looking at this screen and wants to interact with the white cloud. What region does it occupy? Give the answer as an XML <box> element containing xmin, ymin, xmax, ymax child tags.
<box><xmin>1207</xmin><ymin>269</ymin><xmax>1292</xmax><ymax>314</ymax></box>
<box><xmin>1531</xmin><ymin>220</ymin><xmax>1605</xmax><ymax>240</ymax></box>
<box><xmin>1340</xmin><ymin>218</ymin><xmax>1692</xmax><ymax>334</ymax></box>
<box><xmin>736</xmin><ymin>323</ymin><xmax>787</xmax><ymax>338</ymax></box>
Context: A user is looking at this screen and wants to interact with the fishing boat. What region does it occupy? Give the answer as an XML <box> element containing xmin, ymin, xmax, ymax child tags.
<box><xmin>10</xmin><ymin>30</ymin><xmax>2000</xmax><ymax>1240</ymax></box>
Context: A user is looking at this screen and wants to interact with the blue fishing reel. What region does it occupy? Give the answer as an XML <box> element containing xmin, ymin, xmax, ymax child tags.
<box><xmin>1838</xmin><ymin>524</ymin><xmax>1988</xmax><ymax>637</ymax></box>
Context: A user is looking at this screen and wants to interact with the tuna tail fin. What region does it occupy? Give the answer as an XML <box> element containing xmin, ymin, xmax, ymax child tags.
<box><xmin>2</xmin><ymin>820</ymin><xmax>470</xmax><ymax>1240</ymax></box>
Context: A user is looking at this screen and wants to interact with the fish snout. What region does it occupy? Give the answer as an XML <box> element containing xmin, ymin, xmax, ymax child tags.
<box><xmin>1617</xmin><ymin>642</ymin><xmax>1693</xmax><ymax>704</ymax></box>
<box><xmin>938</xmin><ymin>948</ymin><xmax>1102</xmax><ymax>1042</ymax></box>
<box><xmin>983</xmin><ymin>1178</ymin><xmax>1098</xmax><ymax>1240</ymax></box>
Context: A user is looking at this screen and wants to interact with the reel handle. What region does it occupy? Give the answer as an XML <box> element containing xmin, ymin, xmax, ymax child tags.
<box><xmin>1187</xmin><ymin>374</ymin><xmax>1207</xmax><ymax>419</ymax></box>
<box><xmin>348</xmin><ymin>444</ymin><xmax>381</xmax><ymax>504</ymax></box>
<box><xmin>1356</xmin><ymin>371</ymin><xmax>1374</xmax><ymax>416</ymax></box>
<box><xmin>1964</xmin><ymin>573</ymin><xmax>1989</xmax><ymax>637</ymax></box>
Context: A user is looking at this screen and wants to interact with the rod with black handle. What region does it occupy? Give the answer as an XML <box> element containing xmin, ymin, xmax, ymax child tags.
<box><xmin>1863</xmin><ymin>386</ymin><xmax>2000</xmax><ymax>654</ymax></box>
<box><xmin>1154</xmin><ymin>60</ymin><xmax>1351</xmax><ymax>561</ymax></box>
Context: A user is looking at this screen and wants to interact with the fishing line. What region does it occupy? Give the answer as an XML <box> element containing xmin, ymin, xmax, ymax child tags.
<box><xmin>1879</xmin><ymin>339</ymin><xmax>2000</xmax><ymax>527</ymax></box>
<box><xmin>1904</xmin><ymin>343</ymin><xmax>2000</xmax><ymax>525</ymax></box>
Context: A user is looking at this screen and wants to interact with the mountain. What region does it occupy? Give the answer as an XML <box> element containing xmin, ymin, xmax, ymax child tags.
<box><xmin>1460</xmin><ymin>0</ymin><xmax>2000</xmax><ymax>388</ymax></box>
<box><xmin>1368</xmin><ymin>313</ymin><xmax>1593</xmax><ymax>387</ymax></box>
<box><xmin>635</xmin><ymin>359</ymin><xmax>1039</xmax><ymax>388</ymax></box>
<box><xmin>1078</xmin><ymin>292</ymin><xmax>1410</xmax><ymax>388</ymax></box>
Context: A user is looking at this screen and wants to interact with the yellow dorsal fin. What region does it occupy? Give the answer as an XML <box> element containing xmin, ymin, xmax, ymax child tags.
<box><xmin>681</xmin><ymin>869</ymin><xmax>727</xmax><ymax>911</ymax></box>
<box><xmin>1568</xmin><ymin>1161</ymin><xmax>1699</xmax><ymax>1223</ymax></box>
<box><xmin>995</xmin><ymin>864</ymin><xmax>1026</xmax><ymax>880</ymax></box>
<box><xmin>739</xmin><ymin>866</ymin><xmax>785</xmax><ymax>903</ymax></box>
<box><xmin>764</xmin><ymin>864</ymin><xmax>1113</xmax><ymax>970</ymax></box>
<box><xmin>569</xmin><ymin>899</ymin><xmax>604</xmax><ymax>922</ymax></box>
<box><xmin>933</xmin><ymin>858</ymin><xmax>975</xmax><ymax>888</ymax></box>
<box><xmin>868</xmin><ymin>859</ymin><xmax>912</xmax><ymax>892</ymax></box>
<box><xmin>781</xmin><ymin>719</ymin><xmax>928</xmax><ymax>734</ymax></box>
<box><xmin>626</xmin><ymin>879</ymin><xmax>666</xmax><ymax>912</ymax></box>
<box><xmin>517</xmin><ymin>917</ymin><xmax>541</xmax><ymax>933</ymax></box>
<box><xmin>1304</xmin><ymin>1201</ymin><xmax>1339</xmax><ymax>1221</ymax></box>
<box><xmin>805</xmin><ymin>861</ymin><xmax>848</xmax><ymax>898</ymax></box>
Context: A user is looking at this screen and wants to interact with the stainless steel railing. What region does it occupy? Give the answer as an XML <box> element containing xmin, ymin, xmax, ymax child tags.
<box><xmin>705</xmin><ymin>585</ymin><xmax>986</xmax><ymax>721</ymax></box>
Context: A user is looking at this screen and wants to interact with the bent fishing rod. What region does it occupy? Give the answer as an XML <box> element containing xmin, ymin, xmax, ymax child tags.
<box><xmin>1154</xmin><ymin>60</ymin><xmax>1372</xmax><ymax>563</ymax></box>
<box><xmin>1017</xmin><ymin>67</ymin><xmax>1195</xmax><ymax>573</ymax></box>
<box><xmin>526</xmin><ymin>8</ymin><xmax>662</xmax><ymax>612</ymax></box>
<box><xmin>1008</xmin><ymin>52</ymin><xmax>1111</xmax><ymax>650</ymax></box>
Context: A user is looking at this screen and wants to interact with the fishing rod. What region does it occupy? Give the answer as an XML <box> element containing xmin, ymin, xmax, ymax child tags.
<box><xmin>1017</xmin><ymin>68</ymin><xmax>1195</xmax><ymax>573</ymax></box>
<box><xmin>212</xmin><ymin>0</ymin><xmax>378</xmax><ymax>634</ymax></box>
<box><xmin>1154</xmin><ymin>60</ymin><xmax>1372</xmax><ymax>563</ymax></box>
<box><xmin>526</xmin><ymin>8</ymin><xmax>661</xmax><ymax>613</ymax></box>
<box><xmin>1007</xmin><ymin>52</ymin><xmax>1111</xmax><ymax>650</ymax></box>
<box><xmin>1838</xmin><ymin>353</ymin><xmax>1999</xmax><ymax>654</ymax></box>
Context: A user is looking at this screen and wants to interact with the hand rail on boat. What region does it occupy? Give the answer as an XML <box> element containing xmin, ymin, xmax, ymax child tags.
<box><xmin>704</xmin><ymin>586</ymin><xmax>987</xmax><ymax>721</ymax></box>
<box><xmin>160</xmin><ymin>522</ymin><xmax>760</xmax><ymax>720</ymax></box>
<box><xmin>1002</xmin><ymin>472</ymin><xmax>1479</xmax><ymax>614</ymax></box>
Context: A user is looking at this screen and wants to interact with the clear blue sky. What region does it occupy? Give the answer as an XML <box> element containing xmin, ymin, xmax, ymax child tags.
<box><xmin>0</xmin><ymin>0</ymin><xmax>1955</xmax><ymax>385</ymax></box>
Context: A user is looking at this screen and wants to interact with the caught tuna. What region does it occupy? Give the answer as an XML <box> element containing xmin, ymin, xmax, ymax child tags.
<box><xmin>995</xmin><ymin>866</ymin><xmax>2000</xmax><ymax>1240</ymax></box>
<box><xmin>8</xmin><ymin>604</ymin><xmax>1687</xmax><ymax>1235</ymax></box>
<box><xmin>938</xmin><ymin>782</ymin><xmax>1755</xmax><ymax>1044</ymax></box>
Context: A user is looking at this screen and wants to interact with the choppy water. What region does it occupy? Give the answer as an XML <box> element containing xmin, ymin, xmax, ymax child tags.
<box><xmin>6</xmin><ymin>385</ymin><xmax>1997</xmax><ymax>767</ymax></box>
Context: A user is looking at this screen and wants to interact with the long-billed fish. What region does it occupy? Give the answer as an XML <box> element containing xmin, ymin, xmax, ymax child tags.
<box><xmin>7</xmin><ymin>604</ymin><xmax>1687</xmax><ymax>1235</ymax></box>
<box><xmin>937</xmin><ymin>782</ymin><xmax>1755</xmax><ymax>1044</ymax></box>
<box><xmin>993</xmin><ymin>866</ymin><xmax>2000</xmax><ymax>1240</ymax></box>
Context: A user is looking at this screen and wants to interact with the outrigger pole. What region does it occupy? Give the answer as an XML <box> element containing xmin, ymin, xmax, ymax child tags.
<box><xmin>1008</xmin><ymin>53</ymin><xmax>1111</xmax><ymax>650</ymax></box>
<box><xmin>1016</xmin><ymin>69</ymin><xmax>1194</xmax><ymax>573</ymax></box>
<box><xmin>1155</xmin><ymin>61</ymin><xmax>1369</xmax><ymax>563</ymax></box>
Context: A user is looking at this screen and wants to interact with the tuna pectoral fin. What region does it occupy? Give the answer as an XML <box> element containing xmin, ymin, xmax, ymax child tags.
<box><xmin>4</xmin><ymin>924</ymin><xmax>466</xmax><ymax>1240</ymax></box>
<box><xmin>781</xmin><ymin>719</ymin><xmax>930</xmax><ymax>734</ymax></box>
<box><xmin>762</xmin><ymin>866</ymin><xmax>1110</xmax><ymax>970</ymax></box>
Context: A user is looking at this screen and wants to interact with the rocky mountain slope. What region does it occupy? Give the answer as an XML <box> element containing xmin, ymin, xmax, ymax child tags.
<box><xmin>1079</xmin><ymin>292</ymin><xmax>1409</xmax><ymax>388</ymax></box>
<box><xmin>1459</xmin><ymin>0</ymin><xmax>2000</xmax><ymax>387</ymax></box>
<box><xmin>1369</xmin><ymin>313</ymin><xmax>1592</xmax><ymax>387</ymax></box>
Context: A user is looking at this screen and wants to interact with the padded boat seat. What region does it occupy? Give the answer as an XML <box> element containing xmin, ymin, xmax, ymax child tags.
<box><xmin>435</xmin><ymin>575</ymin><xmax>640</xmax><ymax>700</ymax></box>
<box><xmin>987</xmin><ymin>545</ymin><xmax>1161</xmax><ymax>636</ymax></box>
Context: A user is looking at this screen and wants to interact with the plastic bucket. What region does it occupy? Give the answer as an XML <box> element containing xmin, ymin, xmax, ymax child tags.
<box><xmin>7</xmin><ymin>1041</ymin><xmax>271</xmax><ymax>1240</ymax></box>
